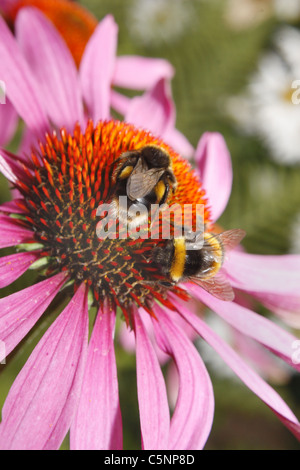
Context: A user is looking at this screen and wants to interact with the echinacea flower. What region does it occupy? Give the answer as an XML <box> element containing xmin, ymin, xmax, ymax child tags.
<box><xmin>0</xmin><ymin>8</ymin><xmax>300</xmax><ymax>451</ymax></box>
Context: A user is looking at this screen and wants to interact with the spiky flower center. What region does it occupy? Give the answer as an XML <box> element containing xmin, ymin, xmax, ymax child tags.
<box><xmin>16</xmin><ymin>120</ymin><xmax>210</xmax><ymax>318</ymax></box>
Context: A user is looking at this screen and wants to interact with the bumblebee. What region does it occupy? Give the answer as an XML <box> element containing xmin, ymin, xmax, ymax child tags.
<box><xmin>112</xmin><ymin>145</ymin><xmax>177</xmax><ymax>228</ymax></box>
<box><xmin>152</xmin><ymin>229</ymin><xmax>246</xmax><ymax>301</ymax></box>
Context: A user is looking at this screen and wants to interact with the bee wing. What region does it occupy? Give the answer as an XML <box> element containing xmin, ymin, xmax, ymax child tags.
<box><xmin>217</xmin><ymin>229</ymin><xmax>246</xmax><ymax>252</ymax></box>
<box><xmin>189</xmin><ymin>273</ymin><xmax>235</xmax><ymax>302</ymax></box>
<box><xmin>127</xmin><ymin>168</ymin><xmax>165</xmax><ymax>201</ymax></box>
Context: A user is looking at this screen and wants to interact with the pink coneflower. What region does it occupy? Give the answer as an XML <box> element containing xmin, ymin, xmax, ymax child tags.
<box><xmin>0</xmin><ymin>7</ymin><xmax>300</xmax><ymax>451</ymax></box>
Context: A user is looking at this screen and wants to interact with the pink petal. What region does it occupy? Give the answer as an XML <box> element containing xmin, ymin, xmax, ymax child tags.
<box><xmin>252</xmin><ymin>292</ymin><xmax>300</xmax><ymax>328</ymax></box>
<box><xmin>110</xmin><ymin>91</ymin><xmax>191</xmax><ymax>165</ymax></box>
<box><xmin>224</xmin><ymin>252</ymin><xmax>300</xmax><ymax>324</ymax></box>
<box><xmin>162</xmin><ymin>126</ymin><xmax>195</xmax><ymax>159</ymax></box>
<box><xmin>110</xmin><ymin>90</ymin><xmax>131</xmax><ymax>116</ymax></box>
<box><xmin>133</xmin><ymin>308</ymin><xmax>170</xmax><ymax>450</ymax></box>
<box><xmin>174</xmin><ymin>297</ymin><xmax>300</xmax><ymax>442</ymax></box>
<box><xmin>195</xmin><ymin>132</ymin><xmax>233</xmax><ymax>222</ymax></box>
<box><xmin>16</xmin><ymin>8</ymin><xmax>84</xmax><ymax>132</ymax></box>
<box><xmin>0</xmin><ymin>199</ymin><xmax>25</xmax><ymax>214</ymax></box>
<box><xmin>0</xmin><ymin>148</ymin><xmax>32</xmax><ymax>183</ymax></box>
<box><xmin>0</xmin><ymin>99</ymin><xmax>18</xmax><ymax>146</ymax></box>
<box><xmin>232</xmin><ymin>329</ymin><xmax>290</xmax><ymax>384</ymax></box>
<box><xmin>0</xmin><ymin>16</ymin><xmax>49</xmax><ymax>136</ymax></box>
<box><xmin>125</xmin><ymin>78</ymin><xmax>175</xmax><ymax>137</ymax></box>
<box><xmin>0</xmin><ymin>215</ymin><xmax>34</xmax><ymax>248</ymax></box>
<box><xmin>80</xmin><ymin>15</ymin><xmax>118</xmax><ymax>121</ymax></box>
<box><xmin>0</xmin><ymin>272</ymin><xmax>68</xmax><ymax>362</ymax></box>
<box><xmin>166</xmin><ymin>361</ymin><xmax>179</xmax><ymax>410</ymax></box>
<box><xmin>152</xmin><ymin>304</ymin><xmax>214</xmax><ymax>450</ymax></box>
<box><xmin>70</xmin><ymin>303</ymin><xmax>122</xmax><ymax>450</ymax></box>
<box><xmin>0</xmin><ymin>283</ymin><xmax>89</xmax><ymax>450</ymax></box>
<box><xmin>0</xmin><ymin>1</ymin><xmax>17</xmax><ymax>15</ymax></box>
<box><xmin>225</xmin><ymin>251</ymin><xmax>300</xmax><ymax>294</ymax></box>
<box><xmin>0</xmin><ymin>251</ymin><xmax>40</xmax><ymax>288</ymax></box>
<box><xmin>186</xmin><ymin>284</ymin><xmax>300</xmax><ymax>373</ymax></box>
<box><xmin>113</xmin><ymin>56</ymin><xmax>174</xmax><ymax>89</ymax></box>
<box><xmin>118</xmin><ymin>322</ymin><xmax>136</xmax><ymax>353</ymax></box>
<box><xmin>118</xmin><ymin>309</ymin><xmax>170</xmax><ymax>365</ymax></box>
<box><xmin>0</xmin><ymin>153</ymin><xmax>17</xmax><ymax>184</ymax></box>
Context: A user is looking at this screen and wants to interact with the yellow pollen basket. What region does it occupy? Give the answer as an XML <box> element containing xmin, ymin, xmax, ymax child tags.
<box><xmin>154</xmin><ymin>180</ymin><xmax>166</xmax><ymax>203</ymax></box>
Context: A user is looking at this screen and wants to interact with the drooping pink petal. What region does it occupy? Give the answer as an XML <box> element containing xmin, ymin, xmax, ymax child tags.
<box><xmin>70</xmin><ymin>303</ymin><xmax>122</xmax><ymax>450</ymax></box>
<box><xmin>110</xmin><ymin>90</ymin><xmax>131</xmax><ymax>116</ymax></box>
<box><xmin>0</xmin><ymin>199</ymin><xmax>25</xmax><ymax>214</ymax></box>
<box><xmin>225</xmin><ymin>251</ymin><xmax>300</xmax><ymax>294</ymax></box>
<box><xmin>252</xmin><ymin>292</ymin><xmax>300</xmax><ymax>328</ymax></box>
<box><xmin>0</xmin><ymin>153</ymin><xmax>17</xmax><ymax>184</ymax></box>
<box><xmin>125</xmin><ymin>78</ymin><xmax>175</xmax><ymax>138</ymax></box>
<box><xmin>0</xmin><ymin>272</ymin><xmax>68</xmax><ymax>362</ymax></box>
<box><xmin>0</xmin><ymin>148</ymin><xmax>32</xmax><ymax>183</ymax></box>
<box><xmin>186</xmin><ymin>283</ymin><xmax>300</xmax><ymax>373</ymax></box>
<box><xmin>195</xmin><ymin>132</ymin><xmax>233</xmax><ymax>222</ymax></box>
<box><xmin>152</xmin><ymin>304</ymin><xmax>214</xmax><ymax>450</ymax></box>
<box><xmin>16</xmin><ymin>7</ymin><xmax>84</xmax><ymax>132</ymax></box>
<box><xmin>0</xmin><ymin>16</ymin><xmax>49</xmax><ymax>137</ymax></box>
<box><xmin>0</xmin><ymin>215</ymin><xmax>34</xmax><ymax>248</ymax></box>
<box><xmin>162</xmin><ymin>126</ymin><xmax>194</xmax><ymax>159</ymax></box>
<box><xmin>113</xmin><ymin>56</ymin><xmax>174</xmax><ymax>89</ymax></box>
<box><xmin>80</xmin><ymin>15</ymin><xmax>118</xmax><ymax>121</ymax></box>
<box><xmin>119</xmin><ymin>308</ymin><xmax>170</xmax><ymax>365</ymax></box>
<box><xmin>133</xmin><ymin>308</ymin><xmax>170</xmax><ymax>450</ymax></box>
<box><xmin>166</xmin><ymin>360</ymin><xmax>179</xmax><ymax>410</ymax></box>
<box><xmin>0</xmin><ymin>283</ymin><xmax>89</xmax><ymax>450</ymax></box>
<box><xmin>0</xmin><ymin>250</ymin><xmax>40</xmax><ymax>288</ymax></box>
<box><xmin>0</xmin><ymin>99</ymin><xmax>18</xmax><ymax>146</ymax></box>
<box><xmin>174</xmin><ymin>297</ymin><xmax>300</xmax><ymax>442</ymax></box>
<box><xmin>224</xmin><ymin>251</ymin><xmax>300</xmax><ymax>325</ymax></box>
<box><xmin>232</xmin><ymin>329</ymin><xmax>290</xmax><ymax>384</ymax></box>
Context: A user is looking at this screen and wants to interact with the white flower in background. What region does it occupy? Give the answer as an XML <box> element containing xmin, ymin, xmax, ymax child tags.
<box><xmin>274</xmin><ymin>0</ymin><xmax>300</xmax><ymax>21</ymax></box>
<box><xmin>227</xmin><ymin>27</ymin><xmax>300</xmax><ymax>164</ymax></box>
<box><xmin>127</xmin><ymin>0</ymin><xmax>194</xmax><ymax>46</ymax></box>
<box><xmin>225</xmin><ymin>0</ymin><xmax>300</xmax><ymax>30</ymax></box>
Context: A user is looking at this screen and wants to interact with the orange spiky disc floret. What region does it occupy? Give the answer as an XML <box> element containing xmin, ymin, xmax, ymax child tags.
<box><xmin>4</xmin><ymin>0</ymin><xmax>97</xmax><ymax>67</ymax></box>
<box><xmin>16</xmin><ymin>120</ymin><xmax>211</xmax><ymax>322</ymax></box>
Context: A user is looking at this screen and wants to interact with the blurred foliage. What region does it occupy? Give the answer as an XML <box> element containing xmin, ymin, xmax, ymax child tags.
<box><xmin>1</xmin><ymin>0</ymin><xmax>300</xmax><ymax>451</ymax></box>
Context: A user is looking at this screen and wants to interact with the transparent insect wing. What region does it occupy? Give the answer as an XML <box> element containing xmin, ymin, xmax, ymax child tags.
<box><xmin>218</xmin><ymin>229</ymin><xmax>246</xmax><ymax>252</ymax></box>
<box><xmin>190</xmin><ymin>272</ymin><xmax>235</xmax><ymax>301</ymax></box>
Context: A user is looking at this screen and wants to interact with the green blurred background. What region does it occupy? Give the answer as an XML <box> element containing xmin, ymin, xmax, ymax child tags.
<box><xmin>1</xmin><ymin>0</ymin><xmax>300</xmax><ymax>450</ymax></box>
